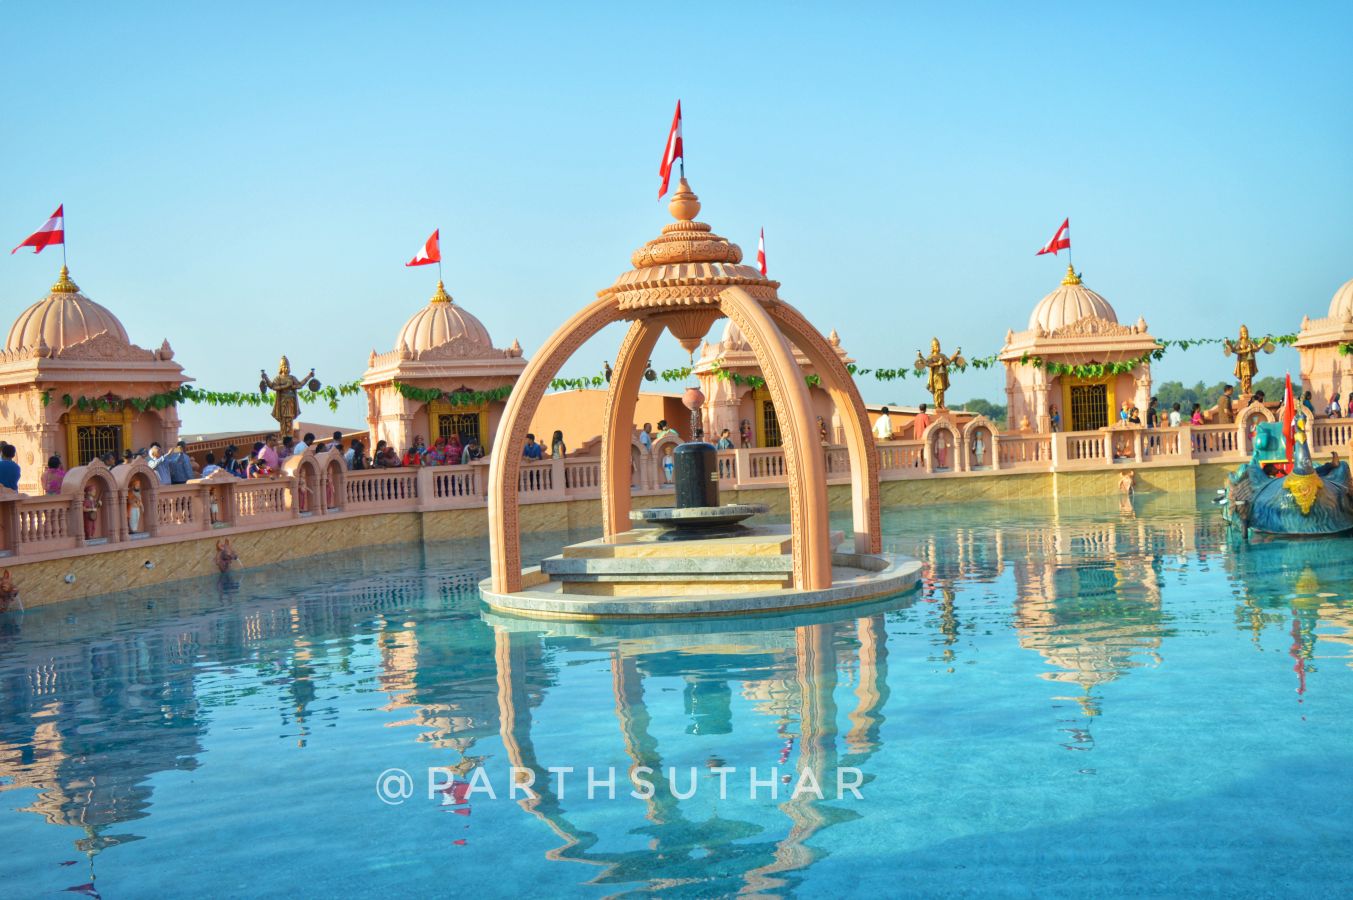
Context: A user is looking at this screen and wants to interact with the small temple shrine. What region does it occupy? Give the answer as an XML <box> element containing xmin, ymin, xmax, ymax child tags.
<box><xmin>1294</xmin><ymin>275</ymin><xmax>1353</xmax><ymax>411</ymax></box>
<box><xmin>999</xmin><ymin>264</ymin><xmax>1159</xmax><ymax>432</ymax></box>
<box><xmin>0</xmin><ymin>267</ymin><xmax>188</xmax><ymax>487</ymax></box>
<box><xmin>693</xmin><ymin>321</ymin><xmax>853</xmax><ymax>446</ymax></box>
<box><xmin>362</xmin><ymin>280</ymin><xmax>526</xmax><ymax>455</ymax></box>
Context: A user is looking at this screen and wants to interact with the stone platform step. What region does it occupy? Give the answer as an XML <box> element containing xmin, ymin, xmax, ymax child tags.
<box><xmin>542</xmin><ymin>554</ymin><xmax>793</xmax><ymax>577</ymax></box>
<box><xmin>562</xmin><ymin>527</ymin><xmax>794</xmax><ymax>560</ymax></box>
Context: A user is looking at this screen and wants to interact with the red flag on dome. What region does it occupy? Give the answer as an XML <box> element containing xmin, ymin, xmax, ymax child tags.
<box><xmin>1036</xmin><ymin>218</ymin><xmax>1071</xmax><ymax>256</ymax></box>
<box><xmin>11</xmin><ymin>205</ymin><xmax>64</xmax><ymax>255</ymax></box>
<box><xmin>1282</xmin><ymin>373</ymin><xmax>1295</xmax><ymax>468</ymax></box>
<box><xmin>406</xmin><ymin>229</ymin><xmax>440</xmax><ymax>267</ymax></box>
<box><xmin>658</xmin><ymin>100</ymin><xmax>683</xmax><ymax>199</ymax></box>
<box><xmin>757</xmin><ymin>228</ymin><xmax>767</xmax><ymax>276</ymax></box>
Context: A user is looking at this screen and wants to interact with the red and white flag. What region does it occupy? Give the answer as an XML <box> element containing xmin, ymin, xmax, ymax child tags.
<box><xmin>405</xmin><ymin>229</ymin><xmax>440</xmax><ymax>267</ymax></box>
<box><xmin>11</xmin><ymin>205</ymin><xmax>64</xmax><ymax>255</ymax></box>
<box><xmin>1036</xmin><ymin>218</ymin><xmax>1071</xmax><ymax>256</ymax></box>
<box><xmin>756</xmin><ymin>228</ymin><xmax>767</xmax><ymax>276</ymax></box>
<box><xmin>657</xmin><ymin>100</ymin><xmax>683</xmax><ymax>199</ymax></box>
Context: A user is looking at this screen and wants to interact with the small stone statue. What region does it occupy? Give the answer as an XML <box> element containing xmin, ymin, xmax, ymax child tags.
<box><xmin>914</xmin><ymin>337</ymin><xmax>965</xmax><ymax>410</ymax></box>
<box><xmin>127</xmin><ymin>483</ymin><xmax>144</xmax><ymax>534</ymax></box>
<box><xmin>260</xmin><ymin>356</ymin><xmax>317</xmax><ymax>438</ymax></box>
<box><xmin>82</xmin><ymin>485</ymin><xmax>101</xmax><ymax>540</ymax></box>
<box><xmin>1223</xmin><ymin>325</ymin><xmax>1275</xmax><ymax>397</ymax></box>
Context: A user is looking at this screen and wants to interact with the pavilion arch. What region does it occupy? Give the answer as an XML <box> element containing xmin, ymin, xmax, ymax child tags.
<box><xmin>62</xmin><ymin>459</ymin><xmax>120</xmax><ymax>543</ymax></box>
<box><xmin>486</xmin><ymin>180</ymin><xmax>878</xmax><ymax>595</ymax></box>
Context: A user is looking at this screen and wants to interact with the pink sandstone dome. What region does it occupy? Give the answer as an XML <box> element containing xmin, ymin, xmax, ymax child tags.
<box><xmin>1326</xmin><ymin>277</ymin><xmax>1353</xmax><ymax>321</ymax></box>
<box><xmin>394</xmin><ymin>281</ymin><xmax>494</xmax><ymax>353</ymax></box>
<box><xmin>1027</xmin><ymin>265</ymin><xmax>1118</xmax><ymax>332</ymax></box>
<box><xmin>6</xmin><ymin>267</ymin><xmax>131</xmax><ymax>353</ymax></box>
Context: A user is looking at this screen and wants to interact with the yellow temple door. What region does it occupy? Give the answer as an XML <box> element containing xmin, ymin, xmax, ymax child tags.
<box><xmin>427</xmin><ymin>399</ymin><xmax>487</xmax><ymax>449</ymax></box>
<box><xmin>1062</xmin><ymin>377</ymin><xmax>1115</xmax><ymax>432</ymax></box>
<box><xmin>752</xmin><ymin>388</ymin><xmax>783</xmax><ymax>448</ymax></box>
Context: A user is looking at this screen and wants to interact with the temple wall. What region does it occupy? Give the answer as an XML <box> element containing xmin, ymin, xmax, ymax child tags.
<box><xmin>0</xmin><ymin>457</ymin><xmax>1243</xmax><ymax>610</ymax></box>
<box><xmin>1298</xmin><ymin>343</ymin><xmax>1353</xmax><ymax>413</ymax></box>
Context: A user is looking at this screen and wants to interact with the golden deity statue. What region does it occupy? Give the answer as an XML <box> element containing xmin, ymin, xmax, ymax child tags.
<box><xmin>914</xmin><ymin>337</ymin><xmax>965</xmax><ymax>410</ymax></box>
<box><xmin>260</xmin><ymin>356</ymin><xmax>317</xmax><ymax>437</ymax></box>
<box><xmin>1222</xmin><ymin>324</ymin><xmax>1274</xmax><ymax>396</ymax></box>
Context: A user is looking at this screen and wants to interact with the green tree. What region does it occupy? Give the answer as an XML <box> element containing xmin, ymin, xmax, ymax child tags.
<box><xmin>960</xmin><ymin>398</ymin><xmax>1006</xmax><ymax>428</ymax></box>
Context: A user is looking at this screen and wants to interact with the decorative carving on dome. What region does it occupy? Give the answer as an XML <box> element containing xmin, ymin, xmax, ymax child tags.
<box><xmin>828</xmin><ymin>328</ymin><xmax>841</xmax><ymax>347</ymax></box>
<box><xmin>158</xmin><ymin>339</ymin><xmax>175</xmax><ymax>360</ymax></box>
<box><xmin>1134</xmin><ymin>316</ymin><xmax>1147</xmax><ymax>333</ymax></box>
<box><xmin>398</xmin><ymin>340</ymin><xmax>413</xmax><ymax>361</ymax></box>
<box><xmin>33</xmin><ymin>336</ymin><xmax>51</xmax><ymax>359</ymax></box>
<box><xmin>610</xmin><ymin>282</ymin><xmax>779</xmax><ymax>312</ymax></box>
<box><xmin>1302</xmin><ymin>315</ymin><xmax>1311</xmax><ymax>330</ymax></box>
<box><xmin>1047</xmin><ymin>316</ymin><xmax>1137</xmax><ymax>339</ymax></box>
<box><xmin>369</xmin><ymin>349</ymin><xmax>377</xmax><ymax>366</ymax></box>
<box><xmin>507</xmin><ymin>339</ymin><xmax>523</xmax><ymax>358</ymax></box>
<box><xmin>415</xmin><ymin>336</ymin><xmax>504</xmax><ymax>361</ymax></box>
<box><xmin>54</xmin><ymin>331</ymin><xmax>156</xmax><ymax>361</ymax></box>
<box><xmin>1005</xmin><ymin>329</ymin><xmax>1015</xmax><ymax>344</ymax></box>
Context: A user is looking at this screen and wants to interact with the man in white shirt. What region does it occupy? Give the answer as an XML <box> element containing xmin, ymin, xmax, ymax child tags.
<box><xmin>873</xmin><ymin>407</ymin><xmax>894</xmax><ymax>441</ymax></box>
<box><xmin>1169</xmin><ymin>403</ymin><xmax>1182</xmax><ymax>427</ymax></box>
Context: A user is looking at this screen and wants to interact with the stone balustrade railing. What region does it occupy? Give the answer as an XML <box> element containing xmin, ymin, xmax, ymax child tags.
<box><xmin>0</xmin><ymin>409</ymin><xmax>1338</xmax><ymax>563</ymax></box>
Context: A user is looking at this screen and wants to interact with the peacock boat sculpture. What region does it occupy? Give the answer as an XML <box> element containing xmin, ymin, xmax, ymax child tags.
<box><xmin>1221</xmin><ymin>409</ymin><xmax>1353</xmax><ymax>538</ymax></box>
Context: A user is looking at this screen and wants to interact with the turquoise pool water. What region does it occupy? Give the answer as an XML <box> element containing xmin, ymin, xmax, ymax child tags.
<box><xmin>1</xmin><ymin>493</ymin><xmax>1350</xmax><ymax>897</ymax></box>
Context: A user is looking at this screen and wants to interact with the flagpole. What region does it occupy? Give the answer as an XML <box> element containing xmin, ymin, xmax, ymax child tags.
<box><xmin>62</xmin><ymin>207</ymin><xmax>67</xmax><ymax>269</ymax></box>
<box><xmin>1065</xmin><ymin>219</ymin><xmax>1072</xmax><ymax>274</ymax></box>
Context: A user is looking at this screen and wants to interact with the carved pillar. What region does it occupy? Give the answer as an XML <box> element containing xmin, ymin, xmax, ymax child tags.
<box><xmin>602</xmin><ymin>319</ymin><xmax>665</xmax><ymax>537</ymax></box>
<box><xmin>721</xmin><ymin>288</ymin><xmax>832</xmax><ymax>589</ymax></box>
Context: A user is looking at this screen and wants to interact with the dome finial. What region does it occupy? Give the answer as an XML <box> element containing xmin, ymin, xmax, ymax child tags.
<box><xmin>668</xmin><ymin>178</ymin><xmax>701</xmax><ymax>222</ymax></box>
<box><xmin>430</xmin><ymin>280</ymin><xmax>453</xmax><ymax>304</ymax></box>
<box><xmin>52</xmin><ymin>265</ymin><xmax>79</xmax><ymax>294</ymax></box>
<box><xmin>1061</xmin><ymin>263</ymin><xmax>1081</xmax><ymax>286</ymax></box>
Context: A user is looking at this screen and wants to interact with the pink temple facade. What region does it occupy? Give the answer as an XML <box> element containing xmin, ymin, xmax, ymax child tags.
<box><xmin>362</xmin><ymin>280</ymin><xmax>526</xmax><ymax>456</ymax></box>
<box><xmin>1000</xmin><ymin>264</ymin><xmax>1158</xmax><ymax>433</ymax></box>
<box><xmin>0</xmin><ymin>267</ymin><xmax>188</xmax><ymax>491</ymax></box>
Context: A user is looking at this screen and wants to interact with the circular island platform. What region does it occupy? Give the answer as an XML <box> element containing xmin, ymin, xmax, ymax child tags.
<box><xmin>479</xmin><ymin>525</ymin><xmax>920</xmax><ymax>621</ymax></box>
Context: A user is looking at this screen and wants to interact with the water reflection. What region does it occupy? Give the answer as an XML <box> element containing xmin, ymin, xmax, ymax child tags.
<box><xmin>0</xmin><ymin>499</ymin><xmax>1350</xmax><ymax>895</ymax></box>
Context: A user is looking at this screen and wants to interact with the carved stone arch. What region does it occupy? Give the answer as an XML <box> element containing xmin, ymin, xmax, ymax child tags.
<box><xmin>283</xmin><ymin>449</ymin><xmax>320</xmax><ymax>514</ymax></box>
<box><xmin>962</xmin><ymin>415</ymin><xmax>997</xmax><ymax>471</ymax></box>
<box><xmin>317</xmin><ymin>448</ymin><xmax>347</xmax><ymax>511</ymax></box>
<box><xmin>489</xmin><ymin>296</ymin><xmax>626</xmax><ymax>593</ymax></box>
<box><xmin>601</xmin><ymin>318</ymin><xmax>666</xmax><ymax>535</ymax></box>
<box><xmin>62</xmin><ymin>461</ymin><xmax>120</xmax><ymax>542</ymax></box>
<box><xmin>766</xmin><ymin>301</ymin><xmax>882</xmax><ymax>554</ymax></box>
<box><xmin>651</xmin><ymin>431</ymin><xmax>683</xmax><ymax>489</ymax></box>
<box><xmin>922</xmin><ymin>419</ymin><xmax>961</xmax><ymax>473</ymax></box>
<box><xmin>719</xmin><ymin>287</ymin><xmax>832</xmax><ymax>589</ymax></box>
<box><xmin>113</xmin><ymin>457</ymin><xmax>159</xmax><ymax>535</ymax></box>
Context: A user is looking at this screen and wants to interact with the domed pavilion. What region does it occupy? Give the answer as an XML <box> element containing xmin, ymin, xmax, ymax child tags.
<box><xmin>1294</xmin><ymin>276</ymin><xmax>1353</xmax><ymax>411</ymax></box>
<box><xmin>999</xmin><ymin>264</ymin><xmax>1159</xmax><ymax>433</ymax></box>
<box><xmin>361</xmin><ymin>280</ymin><xmax>526</xmax><ymax>456</ymax></box>
<box><xmin>0</xmin><ymin>267</ymin><xmax>189</xmax><ymax>487</ymax></box>
<box><xmin>693</xmin><ymin>319</ymin><xmax>853</xmax><ymax>446</ymax></box>
<box><xmin>485</xmin><ymin>178</ymin><xmax>883</xmax><ymax>597</ymax></box>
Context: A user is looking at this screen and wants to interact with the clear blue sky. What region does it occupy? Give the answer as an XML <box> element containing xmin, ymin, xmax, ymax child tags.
<box><xmin>3</xmin><ymin>2</ymin><xmax>1349</xmax><ymax>431</ymax></box>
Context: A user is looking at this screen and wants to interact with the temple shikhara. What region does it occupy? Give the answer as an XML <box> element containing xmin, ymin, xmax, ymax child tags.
<box><xmin>0</xmin><ymin>267</ymin><xmax>188</xmax><ymax>490</ymax></box>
